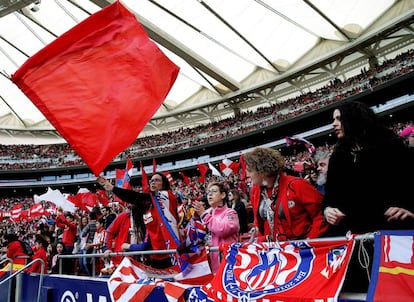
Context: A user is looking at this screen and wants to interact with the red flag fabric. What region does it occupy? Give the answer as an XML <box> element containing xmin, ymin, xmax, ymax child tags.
<box><xmin>74</xmin><ymin>188</ymin><xmax>100</xmax><ymax>212</ymax></box>
<box><xmin>96</xmin><ymin>189</ymin><xmax>109</xmax><ymax>206</ymax></box>
<box><xmin>29</xmin><ymin>203</ymin><xmax>45</xmax><ymax>217</ymax></box>
<box><xmin>108</xmin><ymin>254</ymin><xmax>212</xmax><ymax>302</ymax></box>
<box><xmin>367</xmin><ymin>230</ymin><xmax>414</xmax><ymax>301</ymax></box>
<box><xmin>201</xmin><ymin>239</ymin><xmax>355</xmax><ymax>301</ymax></box>
<box><xmin>239</xmin><ymin>154</ymin><xmax>247</xmax><ymax>181</ymax></box>
<box><xmin>11</xmin><ymin>204</ymin><xmax>23</xmax><ymax>221</ymax></box>
<box><xmin>180</xmin><ymin>172</ymin><xmax>190</xmax><ymax>186</ymax></box>
<box><xmin>140</xmin><ymin>161</ymin><xmax>150</xmax><ymax>193</ymax></box>
<box><xmin>153</xmin><ymin>158</ymin><xmax>157</xmax><ymax>173</ymax></box>
<box><xmin>197</xmin><ymin>164</ymin><xmax>209</xmax><ymax>184</ymax></box>
<box><xmin>11</xmin><ymin>1</ymin><xmax>179</xmax><ymax>176</ymax></box>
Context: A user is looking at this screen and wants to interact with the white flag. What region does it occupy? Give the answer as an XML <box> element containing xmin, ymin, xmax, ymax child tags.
<box><xmin>34</xmin><ymin>187</ymin><xmax>76</xmax><ymax>213</ymax></box>
<box><xmin>208</xmin><ymin>162</ymin><xmax>222</xmax><ymax>177</ymax></box>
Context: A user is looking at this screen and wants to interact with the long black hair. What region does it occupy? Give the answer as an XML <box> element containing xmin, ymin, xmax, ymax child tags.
<box><xmin>334</xmin><ymin>101</ymin><xmax>399</xmax><ymax>150</ymax></box>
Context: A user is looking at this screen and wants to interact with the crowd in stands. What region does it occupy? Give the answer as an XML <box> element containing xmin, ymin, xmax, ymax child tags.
<box><xmin>0</xmin><ymin>48</ymin><xmax>413</xmax><ymax>285</ymax></box>
<box><xmin>0</xmin><ymin>48</ymin><xmax>413</xmax><ymax>170</ymax></box>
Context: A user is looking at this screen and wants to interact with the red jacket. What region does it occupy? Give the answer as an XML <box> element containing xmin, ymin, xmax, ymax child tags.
<box><xmin>250</xmin><ymin>173</ymin><xmax>328</xmax><ymax>241</ymax></box>
<box><xmin>7</xmin><ymin>240</ymin><xmax>28</xmax><ymax>265</ymax></box>
<box><xmin>55</xmin><ymin>214</ymin><xmax>77</xmax><ymax>248</ymax></box>
<box><xmin>105</xmin><ymin>211</ymin><xmax>131</xmax><ymax>265</ymax></box>
<box><xmin>26</xmin><ymin>247</ymin><xmax>47</xmax><ymax>274</ymax></box>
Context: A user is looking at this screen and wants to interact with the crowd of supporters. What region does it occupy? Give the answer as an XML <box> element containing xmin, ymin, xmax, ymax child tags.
<box><xmin>0</xmin><ymin>48</ymin><xmax>413</xmax><ymax>170</ymax></box>
<box><xmin>0</xmin><ymin>48</ymin><xmax>413</xmax><ymax>278</ymax></box>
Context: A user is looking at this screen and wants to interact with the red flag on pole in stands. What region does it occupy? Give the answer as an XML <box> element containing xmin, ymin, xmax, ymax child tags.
<box><xmin>140</xmin><ymin>161</ymin><xmax>150</xmax><ymax>193</ymax></box>
<box><xmin>11</xmin><ymin>1</ymin><xmax>179</xmax><ymax>176</ymax></box>
<box><xmin>153</xmin><ymin>158</ymin><xmax>157</xmax><ymax>173</ymax></box>
<box><xmin>180</xmin><ymin>172</ymin><xmax>190</xmax><ymax>186</ymax></box>
<box><xmin>197</xmin><ymin>164</ymin><xmax>209</xmax><ymax>183</ymax></box>
<box><xmin>239</xmin><ymin>154</ymin><xmax>247</xmax><ymax>180</ymax></box>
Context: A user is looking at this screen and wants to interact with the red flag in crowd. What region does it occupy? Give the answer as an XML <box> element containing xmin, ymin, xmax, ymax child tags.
<box><xmin>239</xmin><ymin>154</ymin><xmax>247</xmax><ymax>180</ymax></box>
<box><xmin>197</xmin><ymin>164</ymin><xmax>209</xmax><ymax>183</ymax></box>
<box><xmin>219</xmin><ymin>158</ymin><xmax>240</xmax><ymax>176</ymax></box>
<box><xmin>69</xmin><ymin>188</ymin><xmax>100</xmax><ymax>212</ymax></box>
<box><xmin>115</xmin><ymin>159</ymin><xmax>133</xmax><ymax>190</ymax></box>
<box><xmin>163</xmin><ymin>171</ymin><xmax>174</xmax><ymax>185</ymax></box>
<box><xmin>367</xmin><ymin>230</ymin><xmax>414</xmax><ymax>301</ymax></box>
<box><xmin>96</xmin><ymin>189</ymin><xmax>109</xmax><ymax>206</ymax></box>
<box><xmin>11</xmin><ymin>1</ymin><xmax>179</xmax><ymax>176</ymax></box>
<box><xmin>152</xmin><ymin>158</ymin><xmax>157</xmax><ymax>173</ymax></box>
<box><xmin>29</xmin><ymin>203</ymin><xmax>45</xmax><ymax>217</ymax></box>
<box><xmin>140</xmin><ymin>161</ymin><xmax>150</xmax><ymax>193</ymax></box>
<box><xmin>11</xmin><ymin>204</ymin><xmax>23</xmax><ymax>221</ymax></box>
<box><xmin>180</xmin><ymin>172</ymin><xmax>190</xmax><ymax>186</ymax></box>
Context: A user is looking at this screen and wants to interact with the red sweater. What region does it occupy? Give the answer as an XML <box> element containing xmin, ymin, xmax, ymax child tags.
<box><xmin>26</xmin><ymin>247</ymin><xmax>47</xmax><ymax>274</ymax></box>
<box><xmin>55</xmin><ymin>214</ymin><xmax>77</xmax><ymax>248</ymax></box>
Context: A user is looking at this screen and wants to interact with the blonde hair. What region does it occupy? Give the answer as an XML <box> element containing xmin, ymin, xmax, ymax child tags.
<box><xmin>243</xmin><ymin>147</ymin><xmax>285</xmax><ymax>177</ymax></box>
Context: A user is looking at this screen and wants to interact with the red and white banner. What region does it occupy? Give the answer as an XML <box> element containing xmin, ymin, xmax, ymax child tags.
<box><xmin>108</xmin><ymin>253</ymin><xmax>212</xmax><ymax>302</ymax></box>
<box><xmin>29</xmin><ymin>203</ymin><xmax>45</xmax><ymax>217</ymax></box>
<box><xmin>367</xmin><ymin>230</ymin><xmax>414</xmax><ymax>301</ymax></box>
<box><xmin>11</xmin><ymin>204</ymin><xmax>23</xmax><ymax>220</ymax></box>
<box><xmin>200</xmin><ymin>239</ymin><xmax>355</xmax><ymax>301</ymax></box>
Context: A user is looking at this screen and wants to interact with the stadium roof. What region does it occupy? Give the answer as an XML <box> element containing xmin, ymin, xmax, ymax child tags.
<box><xmin>1</xmin><ymin>0</ymin><xmax>414</xmax><ymax>145</ymax></box>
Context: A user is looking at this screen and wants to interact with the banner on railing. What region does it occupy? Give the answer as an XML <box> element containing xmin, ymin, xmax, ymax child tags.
<box><xmin>190</xmin><ymin>239</ymin><xmax>355</xmax><ymax>302</ymax></box>
<box><xmin>367</xmin><ymin>230</ymin><xmax>414</xmax><ymax>301</ymax></box>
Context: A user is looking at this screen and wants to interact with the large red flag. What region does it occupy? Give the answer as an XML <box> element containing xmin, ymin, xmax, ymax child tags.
<box><xmin>11</xmin><ymin>1</ymin><xmax>179</xmax><ymax>176</ymax></box>
<box><xmin>152</xmin><ymin>158</ymin><xmax>157</xmax><ymax>173</ymax></box>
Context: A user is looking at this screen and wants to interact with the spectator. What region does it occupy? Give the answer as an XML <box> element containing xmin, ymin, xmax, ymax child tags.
<box><xmin>50</xmin><ymin>241</ymin><xmax>67</xmax><ymax>274</ymax></box>
<box><xmin>313</xmin><ymin>150</ymin><xmax>331</xmax><ymax>195</ymax></box>
<box><xmin>88</xmin><ymin>218</ymin><xmax>107</xmax><ymax>275</ymax></box>
<box><xmin>55</xmin><ymin>210</ymin><xmax>77</xmax><ymax>273</ymax></box>
<box><xmin>227</xmin><ymin>189</ymin><xmax>249</xmax><ymax>234</ymax></box>
<box><xmin>177</xmin><ymin>196</ymin><xmax>195</xmax><ymax>239</ymax></box>
<box><xmin>1</xmin><ymin>233</ymin><xmax>30</xmax><ymax>269</ymax></box>
<box><xmin>79</xmin><ymin>212</ymin><xmax>97</xmax><ymax>276</ymax></box>
<box><xmin>192</xmin><ymin>182</ymin><xmax>239</xmax><ymax>273</ymax></box>
<box><xmin>98</xmin><ymin>172</ymin><xmax>180</xmax><ymax>269</ymax></box>
<box><xmin>243</xmin><ymin>147</ymin><xmax>328</xmax><ymax>242</ymax></box>
<box><xmin>46</xmin><ymin>242</ymin><xmax>55</xmax><ymax>273</ymax></box>
<box><xmin>323</xmin><ymin>101</ymin><xmax>414</xmax><ymax>234</ymax></box>
<box><xmin>103</xmin><ymin>205</ymin><xmax>145</xmax><ymax>267</ymax></box>
<box><xmin>400</xmin><ymin>125</ymin><xmax>414</xmax><ymax>148</ymax></box>
<box><xmin>101</xmin><ymin>206</ymin><xmax>117</xmax><ymax>230</ymax></box>
<box><xmin>322</xmin><ymin>101</ymin><xmax>414</xmax><ymax>294</ymax></box>
<box><xmin>26</xmin><ymin>235</ymin><xmax>48</xmax><ymax>274</ymax></box>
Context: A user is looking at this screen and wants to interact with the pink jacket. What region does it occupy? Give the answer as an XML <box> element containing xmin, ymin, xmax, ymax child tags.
<box><xmin>201</xmin><ymin>205</ymin><xmax>239</xmax><ymax>273</ymax></box>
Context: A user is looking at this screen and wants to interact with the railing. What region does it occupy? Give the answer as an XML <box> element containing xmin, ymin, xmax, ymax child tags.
<box><xmin>0</xmin><ymin>258</ymin><xmax>45</xmax><ymax>302</ymax></box>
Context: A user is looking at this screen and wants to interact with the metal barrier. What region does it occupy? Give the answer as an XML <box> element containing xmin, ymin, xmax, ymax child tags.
<box><xmin>0</xmin><ymin>258</ymin><xmax>45</xmax><ymax>302</ymax></box>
